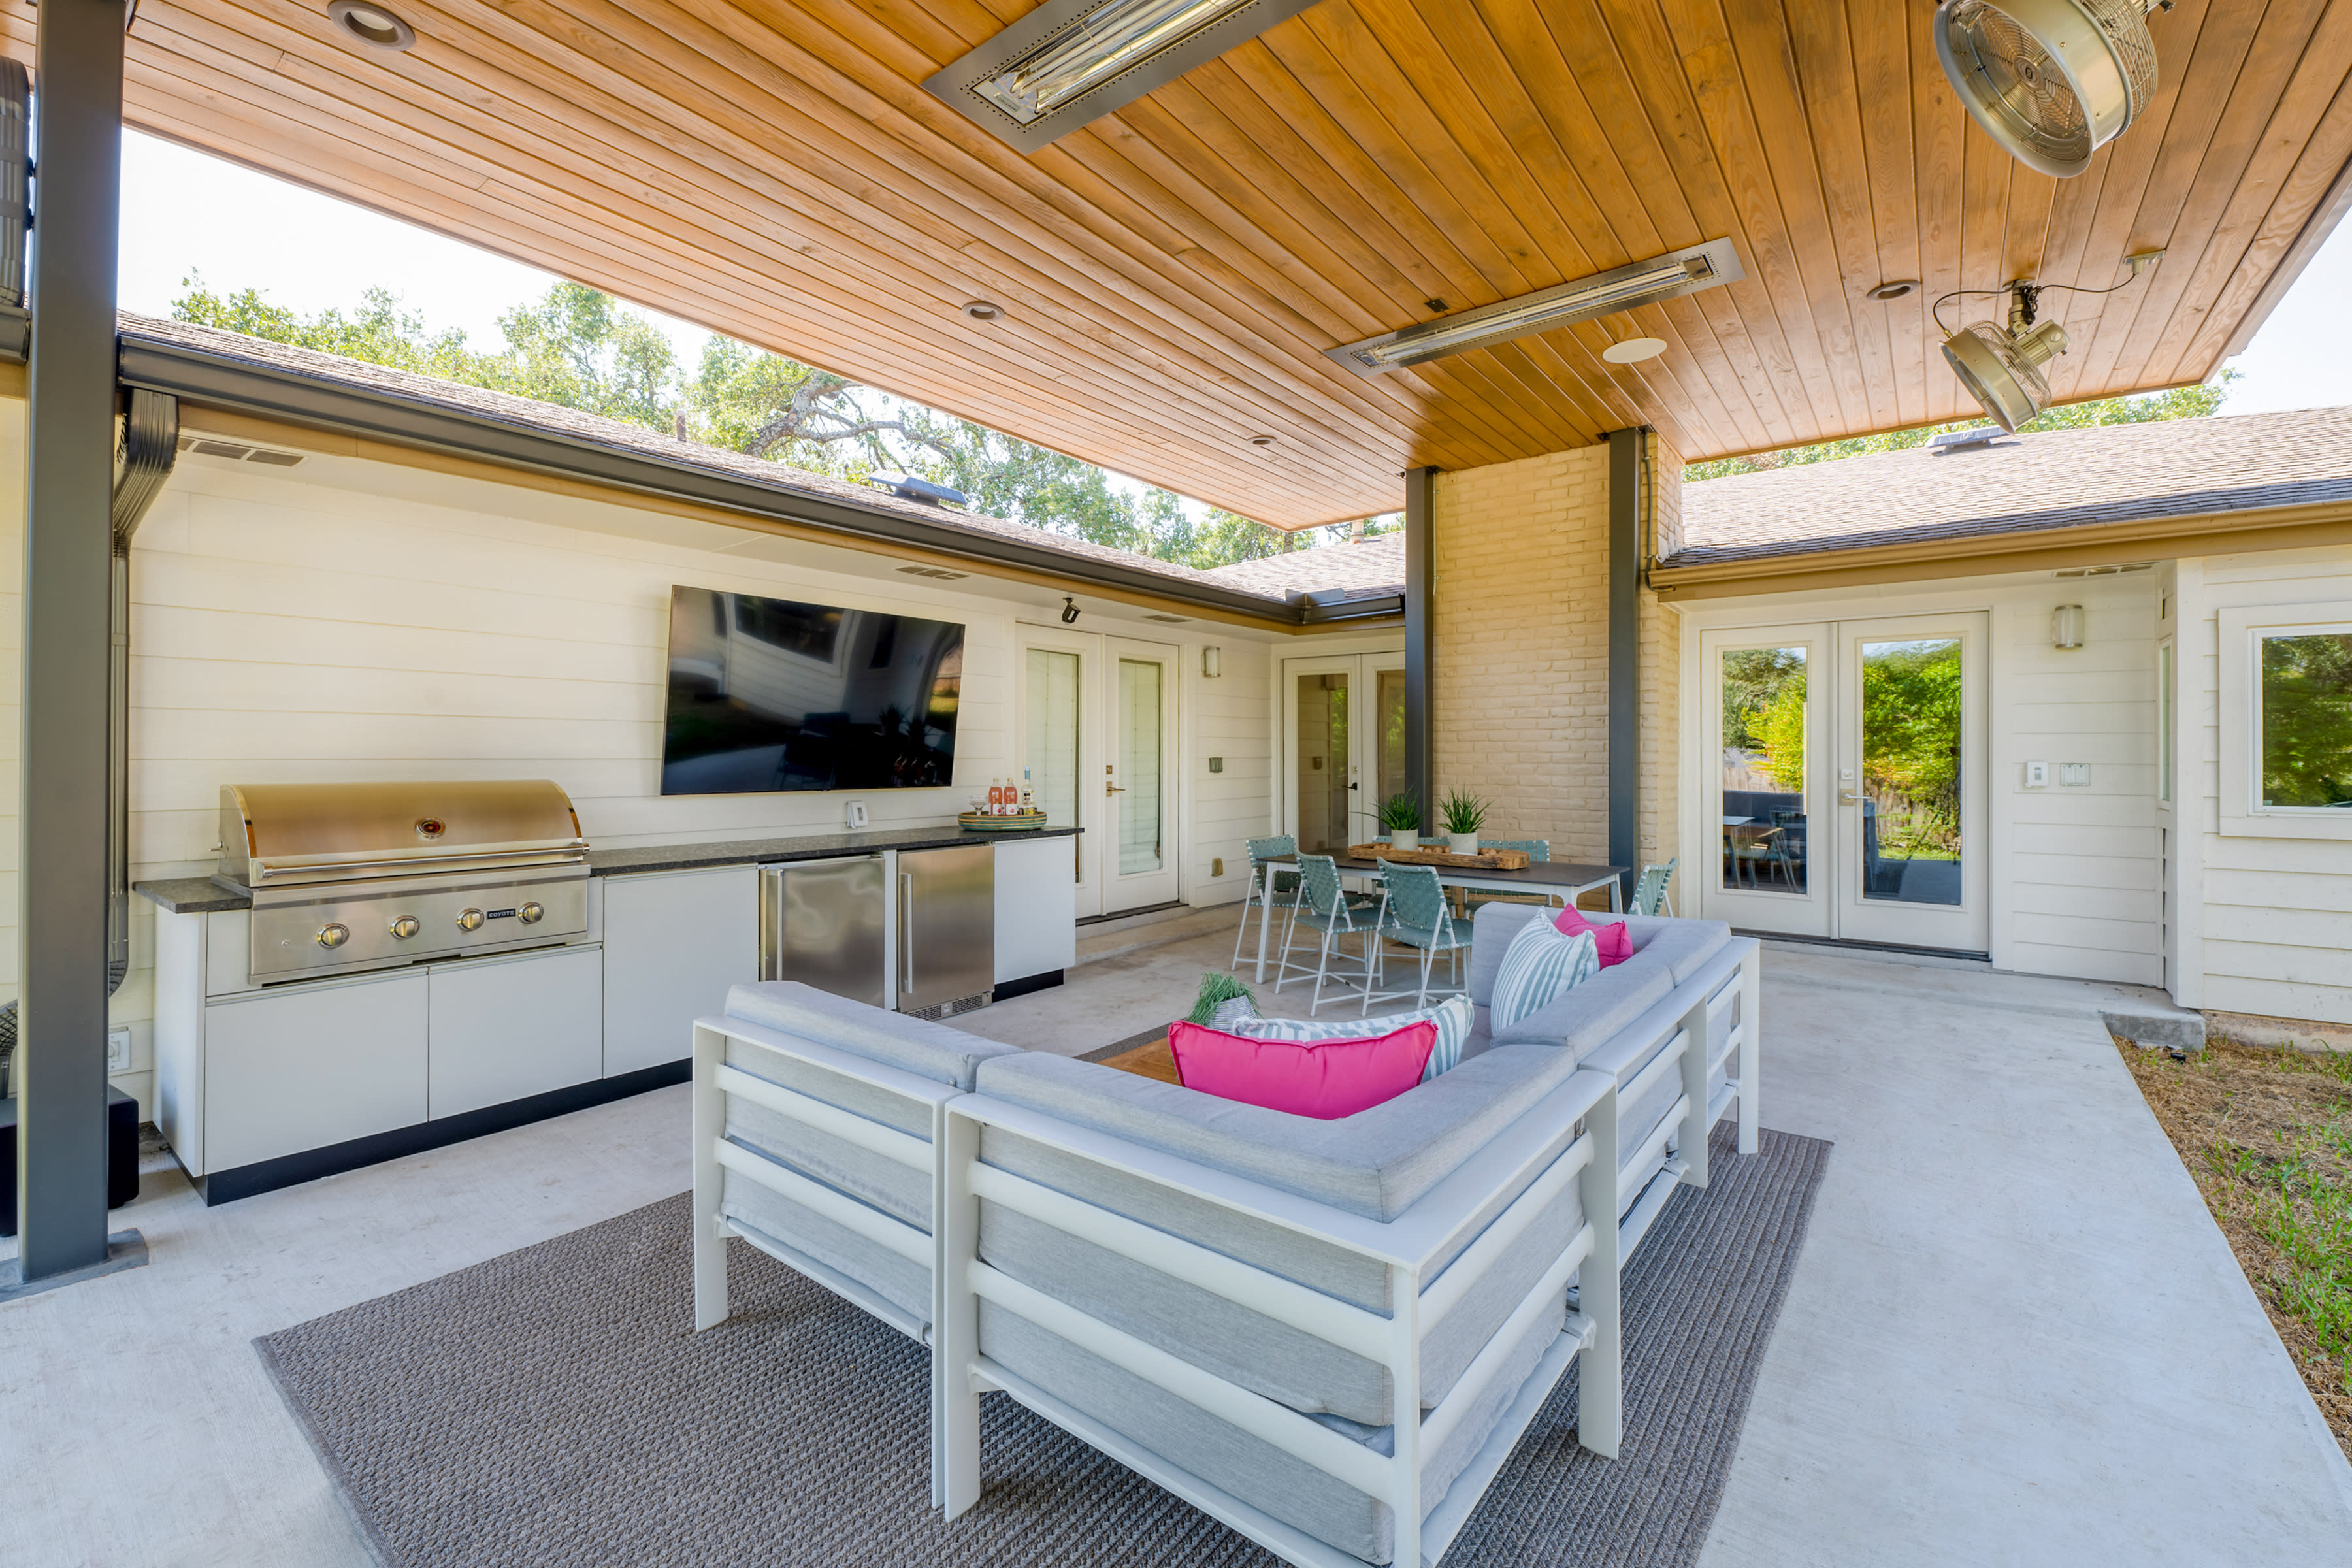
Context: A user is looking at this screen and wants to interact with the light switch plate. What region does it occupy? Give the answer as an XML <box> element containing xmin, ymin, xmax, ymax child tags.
<box><xmin>2023</xmin><ymin>761</ymin><xmax>2049</xmax><ymax>789</ymax></box>
<box><xmin>2061</xmin><ymin>763</ymin><xmax>2091</xmax><ymax>787</ymax></box>
<box><xmin>106</xmin><ymin>1026</ymin><xmax>131</xmax><ymax>1073</ymax></box>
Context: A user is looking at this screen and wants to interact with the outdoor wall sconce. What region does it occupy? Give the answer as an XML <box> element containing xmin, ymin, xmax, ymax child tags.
<box><xmin>1202</xmin><ymin>645</ymin><xmax>1222</xmax><ymax>678</ymax></box>
<box><xmin>2053</xmin><ymin>604</ymin><xmax>2085</xmax><ymax>649</ymax></box>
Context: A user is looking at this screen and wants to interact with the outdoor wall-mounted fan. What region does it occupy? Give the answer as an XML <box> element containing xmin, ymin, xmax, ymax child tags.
<box><xmin>1935</xmin><ymin>0</ymin><xmax>2164</xmax><ymax>178</ymax></box>
<box><xmin>1942</xmin><ymin>289</ymin><xmax>2070</xmax><ymax>433</ymax></box>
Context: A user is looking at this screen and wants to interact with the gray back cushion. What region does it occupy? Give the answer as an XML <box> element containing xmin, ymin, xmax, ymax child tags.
<box><xmin>1616</xmin><ymin>917</ymin><xmax>1733</xmax><ymax>983</ymax></box>
<box><xmin>725</xmin><ymin>980</ymin><xmax>1021</xmax><ymax>1090</ymax></box>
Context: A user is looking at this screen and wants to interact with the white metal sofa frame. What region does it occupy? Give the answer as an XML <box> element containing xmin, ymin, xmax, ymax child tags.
<box><xmin>934</xmin><ymin>1067</ymin><xmax>1623</xmax><ymax>1568</ymax></box>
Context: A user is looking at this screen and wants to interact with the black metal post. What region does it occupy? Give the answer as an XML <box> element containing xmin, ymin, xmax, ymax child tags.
<box><xmin>16</xmin><ymin>0</ymin><xmax>125</xmax><ymax>1278</ymax></box>
<box><xmin>1607</xmin><ymin>429</ymin><xmax>1642</xmax><ymax>902</ymax></box>
<box><xmin>1402</xmin><ymin>465</ymin><xmax>1436</xmax><ymax>822</ymax></box>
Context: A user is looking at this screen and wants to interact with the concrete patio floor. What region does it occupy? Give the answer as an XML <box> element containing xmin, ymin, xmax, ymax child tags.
<box><xmin>3</xmin><ymin>926</ymin><xmax>2348</xmax><ymax>1565</ymax></box>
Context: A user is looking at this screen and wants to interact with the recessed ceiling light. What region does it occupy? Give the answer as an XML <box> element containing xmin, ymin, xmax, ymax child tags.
<box><xmin>1329</xmin><ymin>239</ymin><xmax>1742</xmax><ymax>376</ymax></box>
<box><xmin>1247</xmin><ymin>434</ymin><xmax>1275</xmax><ymax>447</ymax></box>
<box><xmin>327</xmin><ymin>0</ymin><xmax>415</xmax><ymax>51</ymax></box>
<box><xmin>962</xmin><ymin>299</ymin><xmax>1002</xmax><ymax>321</ymax></box>
<box><xmin>1601</xmin><ymin>337</ymin><xmax>1667</xmax><ymax>364</ymax></box>
<box><xmin>1867</xmin><ymin>280</ymin><xmax>1919</xmax><ymax>301</ymax></box>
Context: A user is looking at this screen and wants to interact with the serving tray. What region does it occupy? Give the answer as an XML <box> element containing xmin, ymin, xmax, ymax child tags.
<box><xmin>1344</xmin><ymin>843</ymin><xmax>1533</xmax><ymax>870</ymax></box>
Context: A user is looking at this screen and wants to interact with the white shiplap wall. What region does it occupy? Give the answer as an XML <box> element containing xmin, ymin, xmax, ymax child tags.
<box><xmin>2182</xmin><ymin>544</ymin><xmax>2352</xmax><ymax>1026</ymax></box>
<box><xmin>0</xmin><ymin>428</ymin><xmax>1280</xmax><ymax>1112</ymax></box>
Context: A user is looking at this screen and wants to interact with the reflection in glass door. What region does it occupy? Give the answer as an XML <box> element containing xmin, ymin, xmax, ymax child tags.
<box><xmin>1296</xmin><ymin>670</ymin><xmax>1352</xmax><ymax>854</ymax></box>
<box><xmin>1705</xmin><ymin>627</ymin><xmax>1831</xmax><ymax>938</ymax></box>
<box><xmin>1025</xmin><ymin>649</ymin><xmax>1081</xmax><ymax>832</ymax></box>
<box><xmin>1281</xmin><ymin>653</ymin><xmax>1405</xmax><ymax>855</ymax></box>
<box><xmin>1106</xmin><ymin>638</ymin><xmax>1180</xmax><ymax>912</ymax></box>
<box><xmin>1375</xmin><ymin>667</ymin><xmax>1408</xmax><ymax>808</ymax></box>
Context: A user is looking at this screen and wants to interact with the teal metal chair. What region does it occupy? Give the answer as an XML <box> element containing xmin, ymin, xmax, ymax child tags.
<box><xmin>1629</xmin><ymin>857</ymin><xmax>1678</xmax><ymax>917</ymax></box>
<box><xmin>1366</xmin><ymin>862</ymin><xmax>1469</xmax><ymax>1012</ymax></box>
<box><xmin>1273</xmin><ymin>853</ymin><xmax>1381</xmax><ymax>1013</ymax></box>
<box><xmin>1231</xmin><ymin>835</ymin><xmax>1301</xmax><ymax>970</ymax></box>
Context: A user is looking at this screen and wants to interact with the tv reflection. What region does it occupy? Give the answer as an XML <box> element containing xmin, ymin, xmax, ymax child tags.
<box><xmin>662</xmin><ymin>586</ymin><xmax>964</xmax><ymax>794</ymax></box>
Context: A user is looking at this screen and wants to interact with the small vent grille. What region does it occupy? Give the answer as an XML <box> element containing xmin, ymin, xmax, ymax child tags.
<box><xmin>180</xmin><ymin>435</ymin><xmax>305</xmax><ymax>467</ymax></box>
<box><xmin>1141</xmin><ymin>613</ymin><xmax>1189</xmax><ymax>623</ymax></box>
<box><xmin>904</xmin><ymin>989</ymin><xmax>992</xmax><ymax>1022</ymax></box>
<box><xmin>896</xmin><ymin>564</ymin><xmax>971</xmax><ymax>580</ymax></box>
<box><xmin>2055</xmin><ymin>562</ymin><xmax>2153</xmax><ymax>578</ymax></box>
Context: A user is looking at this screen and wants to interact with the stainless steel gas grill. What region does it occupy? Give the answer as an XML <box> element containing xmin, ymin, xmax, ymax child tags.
<box><xmin>216</xmin><ymin>780</ymin><xmax>591</xmax><ymax>985</ymax></box>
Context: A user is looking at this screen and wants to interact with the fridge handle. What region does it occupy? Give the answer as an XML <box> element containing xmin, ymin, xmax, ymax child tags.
<box><xmin>899</xmin><ymin>871</ymin><xmax>914</xmax><ymax>993</ymax></box>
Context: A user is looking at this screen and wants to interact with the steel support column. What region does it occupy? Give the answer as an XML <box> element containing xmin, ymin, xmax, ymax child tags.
<box><xmin>16</xmin><ymin>0</ymin><xmax>125</xmax><ymax>1278</ymax></box>
<box><xmin>1607</xmin><ymin>429</ymin><xmax>1642</xmax><ymax>902</ymax></box>
<box><xmin>1402</xmin><ymin>465</ymin><xmax>1437</xmax><ymax>817</ymax></box>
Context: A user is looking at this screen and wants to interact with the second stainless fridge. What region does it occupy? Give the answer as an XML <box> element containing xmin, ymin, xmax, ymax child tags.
<box><xmin>896</xmin><ymin>843</ymin><xmax>994</xmax><ymax>1018</ymax></box>
<box><xmin>760</xmin><ymin>855</ymin><xmax>887</xmax><ymax>1007</ymax></box>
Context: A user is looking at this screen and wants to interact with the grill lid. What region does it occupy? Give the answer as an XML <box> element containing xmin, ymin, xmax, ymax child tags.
<box><xmin>218</xmin><ymin>780</ymin><xmax>588</xmax><ymax>888</ymax></box>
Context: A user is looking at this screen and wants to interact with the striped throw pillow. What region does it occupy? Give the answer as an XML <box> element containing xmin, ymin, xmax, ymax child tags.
<box><xmin>1491</xmin><ymin>919</ymin><xmax>1599</xmax><ymax>1032</ymax></box>
<box><xmin>1230</xmin><ymin>994</ymin><xmax>1475</xmax><ymax>1083</ymax></box>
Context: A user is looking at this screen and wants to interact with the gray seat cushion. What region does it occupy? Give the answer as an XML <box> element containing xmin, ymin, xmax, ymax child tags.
<box><xmin>724</xmin><ymin>980</ymin><xmax>1022</xmax><ymax>1090</ymax></box>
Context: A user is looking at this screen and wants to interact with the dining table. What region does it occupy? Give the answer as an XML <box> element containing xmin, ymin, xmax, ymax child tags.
<box><xmin>1251</xmin><ymin>852</ymin><xmax>1629</xmax><ymax>983</ymax></box>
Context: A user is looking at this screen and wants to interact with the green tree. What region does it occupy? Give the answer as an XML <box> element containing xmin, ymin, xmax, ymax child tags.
<box><xmin>2261</xmin><ymin>632</ymin><xmax>2352</xmax><ymax>808</ymax></box>
<box><xmin>1859</xmin><ymin>639</ymin><xmax>1964</xmax><ymax>857</ymax></box>
<box><xmin>1685</xmin><ymin>374</ymin><xmax>2236</xmax><ymax>483</ymax></box>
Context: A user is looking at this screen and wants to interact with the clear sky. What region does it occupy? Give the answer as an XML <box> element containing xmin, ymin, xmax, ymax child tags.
<box><xmin>118</xmin><ymin>127</ymin><xmax>2352</xmax><ymax>425</ymax></box>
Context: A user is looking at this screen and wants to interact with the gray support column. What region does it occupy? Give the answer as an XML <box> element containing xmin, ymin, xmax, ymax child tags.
<box><xmin>1607</xmin><ymin>429</ymin><xmax>1642</xmax><ymax>900</ymax></box>
<box><xmin>1402</xmin><ymin>466</ymin><xmax>1436</xmax><ymax>819</ymax></box>
<box><xmin>16</xmin><ymin>0</ymin><xmax>125</xmax><ymax>1277</ymax></box>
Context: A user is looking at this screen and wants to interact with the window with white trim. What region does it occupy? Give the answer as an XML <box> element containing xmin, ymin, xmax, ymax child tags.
<box><xmin>2258</xmin><ymin>627</ymin><xmax>2352</xmax><ymax>811</ymax></box>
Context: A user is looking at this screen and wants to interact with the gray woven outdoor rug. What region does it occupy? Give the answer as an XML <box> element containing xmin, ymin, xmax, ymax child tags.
<box><xmin>257</xmin><ymin>1122</ymin><xmax>1829</xmax><ymax>1567</ymax></box>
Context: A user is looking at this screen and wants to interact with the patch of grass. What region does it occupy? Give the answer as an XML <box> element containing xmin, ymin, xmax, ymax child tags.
<box><xmin>2117</xmin><ymin>1037</ymin><xmax>2352</xmax><ymax>1459</ymax></box>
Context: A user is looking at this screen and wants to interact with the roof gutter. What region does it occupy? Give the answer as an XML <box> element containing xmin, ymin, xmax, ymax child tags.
<box><xmin>1651</xmin><ymin>494</ymin><xmax>2352</xmax><ymax>600</ymax></box>
<box><xmin>1296</xmin><ymin>587</ymin><xmax>1405</xmax><ymax>623</ymax></box>
<box><xmin>114</xmin><ymin>329</ymin><xmax>1312</xmax><ymax>628</ymax></box>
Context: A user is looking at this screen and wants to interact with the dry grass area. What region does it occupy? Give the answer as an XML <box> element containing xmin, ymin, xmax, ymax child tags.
<box><xmin>2117</xmin><ymin>1037</ymin><xmax>2352</xmax><ymax>1460</ymax></box>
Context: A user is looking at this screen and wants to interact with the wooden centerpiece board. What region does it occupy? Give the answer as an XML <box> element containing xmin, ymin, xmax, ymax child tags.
<box><xmin>1345</xmin><ymin>843</ymin><xmax>1533</xmax><ymax>871</ymax></box>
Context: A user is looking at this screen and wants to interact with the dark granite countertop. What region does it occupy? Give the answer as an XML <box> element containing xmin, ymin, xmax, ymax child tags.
<box><xmin>136</xmin><ymin>825</ymin><xmax>1082</xmax><ymax>913</ymax></box>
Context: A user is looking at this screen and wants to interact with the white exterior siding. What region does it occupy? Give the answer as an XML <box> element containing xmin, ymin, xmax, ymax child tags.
<box><xmin>2180</xmin><ymin>545</ymin><xmax>2352</xmax><ymax>1025</ymax></box>
<box><xmin>1186</xmin><ymin>634</ymin><xmax>1275</xmax><ymax>907</ymax></box>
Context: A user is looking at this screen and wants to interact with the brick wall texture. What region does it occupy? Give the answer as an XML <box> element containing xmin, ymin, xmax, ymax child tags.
<box><xmin>1432</xmin><ymin>438</ymin><xmax>1680</xmax><ymax>879</ymax></box>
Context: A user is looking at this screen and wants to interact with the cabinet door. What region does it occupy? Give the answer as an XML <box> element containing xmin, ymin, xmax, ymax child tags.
<box><xmin>994</xmin><ymin>836</ymin><xmax>1078</xmax><ymax>983</ymax></box>
<box><xmin>204</xmin><ymin>971</ymin><xmax>428</xmax><ymax>1171</ymax></box>
<box><xmin>602</xmin><ymin>866</ymin><xmax>759</xmax><ymax>1077</ymax></box>
<box><xmin>427</xmin><ymin>945</ymin><xmax>605</xmax><ymax>1120</ymax></box>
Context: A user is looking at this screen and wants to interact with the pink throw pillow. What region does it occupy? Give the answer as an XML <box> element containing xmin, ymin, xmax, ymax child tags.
<box><xmin>1167</xmin><ymin>1019</ymin><xmax>1435</xmax><ymax>1120</ymax></box>
<box><xmin>1554</xmin><ymin>906</ymin><xmax>1633</xmax><ymax>967</ymax></box>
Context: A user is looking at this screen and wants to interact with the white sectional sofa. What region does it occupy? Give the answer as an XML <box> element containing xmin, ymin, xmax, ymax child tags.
<box><xmin>690</xmin><ymin>912</ymin><xmax>1761</xmax><ymax>1567</ymax></box>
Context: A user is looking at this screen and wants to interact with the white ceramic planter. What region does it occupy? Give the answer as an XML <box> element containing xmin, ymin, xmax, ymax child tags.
<box><xmin>1448</xmin><ymin>833</ymin><xmax>1480</xmax><ymax>856</ymax></box>
<box><xmin>1388</xmin><ymin>829</ymin><xmax>1420</xmax><ymax>852</ymax></box>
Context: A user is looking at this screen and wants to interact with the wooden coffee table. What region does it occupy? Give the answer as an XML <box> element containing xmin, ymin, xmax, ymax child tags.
<box><xmin>1094</xmin><ymin>1034</ymin><xmax>1181</xmax><ymax>1085</ymax></box>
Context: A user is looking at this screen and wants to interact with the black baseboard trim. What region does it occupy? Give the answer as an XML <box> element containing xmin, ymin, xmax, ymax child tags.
<box><xmin>992</xmin><ymin>969</ymin><xmax>1064</xmax><ymax>1002</ymax></box>
<box><xmin>196</xmin><ymin>1058</ymin><xmax>693</xmax><ymax>1207</ymax></box>
<box><xmin>1735</xmin><ymin>929</ymin><xmax>1990</xmax><ymax>964</ymax></box>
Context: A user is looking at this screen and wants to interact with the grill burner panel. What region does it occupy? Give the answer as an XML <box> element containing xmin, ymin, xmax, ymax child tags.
<box><xmin>216</xmin><ymin>781</ymin><xmax>592</xmax><ymax>985</ymax></box>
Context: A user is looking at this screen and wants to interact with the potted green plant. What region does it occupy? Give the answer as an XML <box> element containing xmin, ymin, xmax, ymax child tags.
<box><xmin>1376</xmin><ymin>790</ymin><xmax>1423</xmax><ymax>852</ymax></box>
<box><xmin>1438</xmin><ymin>789</ymin><xmax>1489</xmax><ymax>856</ymax></box>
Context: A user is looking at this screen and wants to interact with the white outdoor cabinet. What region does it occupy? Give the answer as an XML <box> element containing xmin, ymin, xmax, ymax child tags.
<box><xmin>201</xmin><ymin>969</ymin><xmax>429</xmax><ymax>1172</ymax></box>
<box><xmin>427</xmin><ymin>945</ymin><xmax>606</xmax><ymax>1119</ymax></box>
<box><xmin>601</xmin><ymin>864</ymin><xmax>760</xmax><ymax>1077</ymax></box>
<box><xmin>994</xmin><ymin>836</ymin><xmax>1079</xmax><ymax>985</ymax></box>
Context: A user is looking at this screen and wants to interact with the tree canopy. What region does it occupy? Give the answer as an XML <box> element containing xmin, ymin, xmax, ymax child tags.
<box><xmin>1684</xmin><ymin>375</ymin><xmax>2235</xmax><ymax>483</ymax></box>
<box><xmin>171</xmin><ymin>277</ymin><xmax>1375</xmax><ymax>570</ymax></box>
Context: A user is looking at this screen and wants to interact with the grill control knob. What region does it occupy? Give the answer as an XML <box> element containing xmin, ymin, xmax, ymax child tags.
<box><xmin>517</xmin><ymin>901</ymin><xmax>545</xmax><ymax>925</ymax></box>
<box><xmin>389</xmin><ymin>916</ymin><xmax>421</xmax><ymax>941</ymax></box>
<box><xmin>316</xmin><ymin>923</ymin><xmax>350</xmax><ymax>950</ymax></box>
<box><xmin>455</xmin><ymin>907</ymin><xmax>486</xmax><ymax>932</ymax></box>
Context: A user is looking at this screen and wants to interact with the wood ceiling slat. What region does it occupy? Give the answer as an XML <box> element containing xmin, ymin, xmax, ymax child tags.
<box><xmin>48</xmin><ymin>0</ymin><xmax>2352</xmax><ymax>521</ymax></box>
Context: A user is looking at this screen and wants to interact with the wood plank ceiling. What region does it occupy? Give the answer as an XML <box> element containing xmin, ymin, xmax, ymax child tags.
<box><xmin>29</xmin><ymin>0</ymin><xmax>2352</xmax><ymax>528</ymax></box>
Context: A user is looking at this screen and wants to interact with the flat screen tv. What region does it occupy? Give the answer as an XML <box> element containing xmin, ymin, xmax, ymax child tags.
<box><xmin>661</xmin><ymin>586</ymin><xmax>964</xmax><ymax>795</ymax></box>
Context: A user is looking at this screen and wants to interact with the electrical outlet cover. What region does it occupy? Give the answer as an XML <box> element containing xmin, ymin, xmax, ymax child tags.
<box><xmin>2023</xmin><ymin>760</ymin><xmax>2049</xmax><ymax>788</ymax></box>
<box><xmin>106</xmin><ymin>1026</ymin><xmax>131</xmax><ymax>1073</ymax></box>
<box><xmin>2061</xmin><ymin>763</ymin><xmax>2091</xmax><ymax>787</ymax></box>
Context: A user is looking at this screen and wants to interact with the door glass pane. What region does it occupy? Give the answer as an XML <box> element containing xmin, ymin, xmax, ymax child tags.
<box><xmin>1719</xmin><ymin>647</ymin><xmax>1808</xmax><ymax>893</ymax></box>
<box><xmin>1860</xmin><ymin>638</ymin><xmax>1963</xmax><ymax>905</ymax></box>
<box><xmin>1117</xmin><ymin>659</ymin><xmax>1164</xmax><ymax>874</ymax></box>
<box><xmin>1375</xmin><ymin>668</ymin><xmax>1408</xmax><ymax>808</ymax></box>
<box><xmin>1295</xmin><ymin>672</ymin><xmax>1351</xmax><ymax>854</ymax></box>
<box><xmin>2258</xmin><ymin>630</ymin><xmax>2352</xmax><ymax>808</ymax></box>
<box><xmin>1024</xmin><ymin>649</ymin><xmax>1079</xmax><ymax>828</ymax></box>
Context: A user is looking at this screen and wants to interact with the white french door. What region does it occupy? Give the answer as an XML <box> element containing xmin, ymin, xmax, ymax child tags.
<box><xmin>1279</xmin><ymin>651</ymin><xmax>1406</xmax><ymax>855</ymax></box>
<box><xmin>1701</xmin><ymin>613</ymin><xmax>1989</xmax><ymax>952</ymax></box>
<box><xmin>1016</xmin><ymin>629</ymin><xmax>1181</xmax><ymax>919</ymax></box>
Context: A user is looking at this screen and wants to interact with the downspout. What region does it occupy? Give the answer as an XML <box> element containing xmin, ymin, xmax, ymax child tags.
<box><xmin>108</xmin><ymin>388</ymin><xmax>178</xmax><ymax>994</ymax></box>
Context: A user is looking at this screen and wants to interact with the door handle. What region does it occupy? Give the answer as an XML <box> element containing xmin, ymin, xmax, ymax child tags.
<box><xmin>899</xmin><ymin>872</ymin><xmax>914</xmax><ymax>992</ymax></box>
<box><xmin>1838</xmin><ymin>791</ymin><xmax>1861</xmax><ymax>806</ymax></box>
<box><xmin>1105</xmin><ymin>781</ymin><xmax>1126</xmax><ymax>795</ymax></box>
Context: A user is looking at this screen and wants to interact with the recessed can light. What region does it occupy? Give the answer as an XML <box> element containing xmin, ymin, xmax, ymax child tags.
<box><xmin>327</xmin><ymin>0</ymin><xmax>416</xmax><ymax>50</ymax></box>
<box><xmin>962</xmin><ymin>300</ymin><xmax>1003</xmax><ymax>321</ymax></box>
<box><xmin>1601</xmin><ymin>337</ymin><xmax>1667</xmax><ymax>364</ymax></box>
<box><xmin>1247</xmin><ymin>434</ymin><xmax>1275</xmax><ymax>447</ymax></box>
<box><xmin>1867</xmin><ymin>280</ymin><xmax>1919</xmax><ymax>301</ymax></box>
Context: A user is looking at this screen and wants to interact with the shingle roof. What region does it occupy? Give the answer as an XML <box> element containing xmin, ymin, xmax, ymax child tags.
<box><xmin>118</xmin><ymin>313</ymin><xmax>1286</xmax><ymax>606</ymax></box>
<box><xmin>1202</xmin><ymin>533</ymin><xmax>1405</xmax><ymax>596</ymax></box>
<box><xmin>1671</xmin><ymin>405</ymin><xmax>2352</xmax><ymax>566</ymax></box>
